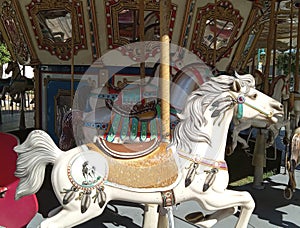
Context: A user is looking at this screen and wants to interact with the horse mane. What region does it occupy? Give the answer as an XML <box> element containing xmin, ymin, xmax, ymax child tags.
<box><xmin>170</xmin><ymin>73</ymin><xmax>254</xmax><ymax>153</ymax></box>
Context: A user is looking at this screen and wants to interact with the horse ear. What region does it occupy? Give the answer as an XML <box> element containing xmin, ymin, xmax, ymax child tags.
<box><xmin>232</xmin><ymin>80</ymin><xmax>241</xmax><ymax>92</ymax></box>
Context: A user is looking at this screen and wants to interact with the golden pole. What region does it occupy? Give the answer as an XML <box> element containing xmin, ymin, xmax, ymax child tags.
<box><xmin>139</xmin><ymin>0</ymin><xmax>145</xmax><ymax>82</ymax></box>
<box><xmin>144</xmin><ymin>3</ymin><xmax>171</xmax><ymax>228</ymax></box>
<box><xmin>263</xmin><ymin>0</ymin><xmax>276</xmax><ymax>94</ymax></box>
<box><xmin>213</xmin><ymin>0</ymin><xmax>217</xmax><ymax>67</ymax></box>
<box><xmin>288</xmin><ymin>4</ymin><xmax>294</xmax><ymax>82</ymax></box>
<box><xmin>71</xmin><ymin>0</ymin><xmax>75</xmax><ymax>103</ymax></box>
<box><xmin>160</xmin><ymin>0</ymin><xmax>171</xmax><ymax>141</ymax></box>
<box><xmin>294</xmin><ymin>8</ymin><xmax>300</xmax><ymax>92</ymax></box>
<box><xmin>272</xmin><ymin>1</ymin><xmax>280</xmax><ymax>79</ymax></box>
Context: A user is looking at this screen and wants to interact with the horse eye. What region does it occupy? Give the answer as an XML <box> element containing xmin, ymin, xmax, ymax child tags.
<box><xmin>250</xmin><ymin>93</ymin><xmax>257</xmax><ymax>99</ymax></box>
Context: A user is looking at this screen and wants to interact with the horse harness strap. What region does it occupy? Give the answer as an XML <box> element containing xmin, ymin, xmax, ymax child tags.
<box><xmin>228</xmin><ymin>91</ymin><xmax>274</xmax><ymax>119</ymax></box>
<box><xmin>161</xmin><ymin>189</ymin><xmax>176</xmax><ymax>207</ymax></box>
<box><xmin>178</xmin><ymin>151</ymin><xmax>227</xmax><ymax>170</ymax></box>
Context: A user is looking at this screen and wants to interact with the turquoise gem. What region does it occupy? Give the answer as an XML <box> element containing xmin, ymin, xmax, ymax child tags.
<box><xmin>237</xmin><ymin>103</ymin><xmax>243</xmax><ymax>119</ymax></box>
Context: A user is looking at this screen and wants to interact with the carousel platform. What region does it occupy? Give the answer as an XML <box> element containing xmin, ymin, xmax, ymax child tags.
<box><xmin>26</xmin><ymin>166</ymin><xmax>300</xmax><ymax>228</ymax></box>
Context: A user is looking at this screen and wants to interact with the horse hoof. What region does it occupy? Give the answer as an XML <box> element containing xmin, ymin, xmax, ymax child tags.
<box><xmin>283</xmin><ymin>187</ymin><xmax>293</xmax><ymax>200</ymax></box>
<box><xmin>185</xmin><ymin>211</ymin><xmax>205</xmax><ymax>223</ymax></box>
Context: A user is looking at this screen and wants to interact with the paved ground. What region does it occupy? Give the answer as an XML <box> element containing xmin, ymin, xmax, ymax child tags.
<box><xmin>28</xmin><ymin>168</ymin><xmax>300</xmax><ymax>228</ymax></box>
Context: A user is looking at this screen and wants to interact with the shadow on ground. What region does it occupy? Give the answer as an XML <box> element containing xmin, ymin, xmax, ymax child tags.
<box><xmin>231</xmin><ymin>177</ymin><xmax>300</xmax><ymax>228</ymax></box>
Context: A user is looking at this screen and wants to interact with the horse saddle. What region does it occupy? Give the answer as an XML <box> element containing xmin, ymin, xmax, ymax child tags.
<box><xmin>88</xmin><ymin>138</ymin><xmax>179</xmax><ymax>190</ymax></box>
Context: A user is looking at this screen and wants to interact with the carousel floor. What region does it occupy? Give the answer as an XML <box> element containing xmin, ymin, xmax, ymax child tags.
<box><xmin>0</xmin><ymin>110</ymin><xmax>34</xmax><ymax>133</ymax></box>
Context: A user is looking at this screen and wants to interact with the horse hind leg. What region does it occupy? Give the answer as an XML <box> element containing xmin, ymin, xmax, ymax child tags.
<box><xmin>193</xmin><ymin>190</ymin><xmax>255</xmax><ymax>228</ymax></box>
<box><xmin>186</xmin><ymin>207</ymin><xmax>238</xmax><ymax>228</ymax></box>
<box><xmin>288</xmin><ymin>159</ymin><xmax>297</xmax><ymax>190</ymax></box>
<box><xmin>283</xmin><ymin>159</ymin><xmax>297</xmax><ymax>200</ymax></box>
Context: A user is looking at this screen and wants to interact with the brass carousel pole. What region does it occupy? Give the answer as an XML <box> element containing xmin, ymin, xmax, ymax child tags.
<box><xmin>139</xmin><ymin>0</ymin><xmax>146</xmax><ymax>82</ymax></box>
<box><xmin>71</xmin><ymin>0</ymin><xmax>75</xmax><ymax>104</ymax></box>
<box><xmin>283</xmin><ymin>2</ymin><xmax>295</xmax><ymax>174</ymax></box>
<box><xmin>158</xmin><ymin>0</ymin><xmax>171</xmax><ymax>227</ymax></box>
<box><xmin>213</xmin><ymin>0</ymin><xmax>218</xmax><ymax>69</ymax></box>
<box><xmin>294</xmin><ymin>7</ymin><xmax>300</xmax><ymax>93</ymax></box>
<box><xmin>288</xmin><ymin>4</ymin><xmax>294</xmax><ymax>90</ymax></box>
<box><xmin>272</xmin><ymin>1</ymin><xmax>280</xmax><ymax>79</ymax></box>
<box><xmin>263</xmin><ymin>0</ymin><xmax>276</xmax><ymax>94</ymax></box>
<box><xmin>160</xmin><ymin>0</ymin><xmax>171</xmax><ymax>142</ymax></box>
<box><xmin>252</xmin><ymin>0</ymin><xmax>276</xmax><ymax>189</ymax></box>
<box><xmin>143</xmin><ymin>0</ymin><xmax>171</xmax><ymax>227</ymax></box>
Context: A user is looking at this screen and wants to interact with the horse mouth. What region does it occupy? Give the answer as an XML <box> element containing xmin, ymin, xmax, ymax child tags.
<box><xmin>271</xmin><ymin>113</ymin><xmax>284</xmax><ymax>123</ymax></box>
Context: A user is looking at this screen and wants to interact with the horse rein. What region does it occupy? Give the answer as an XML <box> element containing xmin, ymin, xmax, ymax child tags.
<box><xmin>228</xmin><ymin>91</ymin><xmax>274</xmax><ymax>119</ymax></box>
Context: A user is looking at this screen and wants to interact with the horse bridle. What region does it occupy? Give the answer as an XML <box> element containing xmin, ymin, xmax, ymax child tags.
<box><xmin>228</xmin><ymin>91</ymin><xmax>274</xmax><ymax>119</ymax></box>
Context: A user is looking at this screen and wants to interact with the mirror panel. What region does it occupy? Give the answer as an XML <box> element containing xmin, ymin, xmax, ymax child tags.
<box><xmin>37</xmin><ymin>9</ymin><xmax>72</xmax><ymax>43</ymax></box>
<box><xmin>105</xmin><ymin>0</ymin><xmax>177</xmax><ymax>49</ymax></box>
<box><xmin>190</xmin><ymin>1</ymin><xmax>243</xmax><ymax>65</ymax></box>
<box><xmin>27</xmin><ymin>0</ymin><xmax>87</xmax><ymax>60</ymax></box>
<box><xmin>202</xmin><ymin>19</ymin><xmax>234</xmax><ymax>50</ymax></box>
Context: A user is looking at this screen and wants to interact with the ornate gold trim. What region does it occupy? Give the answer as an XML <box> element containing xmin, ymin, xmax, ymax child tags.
<box><xmin>0</xmin><ymin>0</ymin><xmax>36</xmax><ymax>64</ymax></box>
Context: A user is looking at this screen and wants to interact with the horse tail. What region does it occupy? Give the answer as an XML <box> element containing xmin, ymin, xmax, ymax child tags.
<box><xmin>14</xmin><ymin>130</ymin><xmax>63</xmax><ymax>200</ymax></box>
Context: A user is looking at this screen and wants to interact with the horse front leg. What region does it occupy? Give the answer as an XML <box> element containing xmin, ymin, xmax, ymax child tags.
<box><xmin>230</xmin><ymin>123</ymin><xmax>251</xmax><ymax>155</ymax></box>
<box><xmin>0</xmin><ymin>86</ymin><xmax>9</xmax><ymax>100</ymax></box>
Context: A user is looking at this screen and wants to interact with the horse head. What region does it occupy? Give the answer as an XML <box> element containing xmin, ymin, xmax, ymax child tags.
<box><xmin>5</xmin><ymin>61</ymin><xmax>19</xmax><ymax>75</ymax></box>
<box><xmin>231</xmin><ymin>73</ymin><xmax>283</xmax><ymax>125</ymax></box>
<box><xmin>172</xmin><ymin>72</ymin><xmax>284</xmax><ymax>157</ymax></box>
<box><xmin>222</xmin><ymin>73</ymin><xmax>284</xmax><ymax>154</ymax></box>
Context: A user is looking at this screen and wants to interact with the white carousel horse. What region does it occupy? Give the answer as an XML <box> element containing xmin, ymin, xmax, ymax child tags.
<box><xmin>228</xmin><ymin>74</ymin><xmax>288</xmax><ymax>154</ymax></box>
<box><xmin>283</xmin><ymin>127</ymin><xmax>300</xmax><ymax>199</ymax></box>
<box><xmin>290</xmin><ymin>91</ymin><xmax>300</xmax><ymax>130</ymax></box>
<box><xmin>14</xmin><ymin>73</ymin><xmax>283</xmax><ymax>228</ymax></box>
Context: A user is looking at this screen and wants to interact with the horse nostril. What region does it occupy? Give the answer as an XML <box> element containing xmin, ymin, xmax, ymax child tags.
<box><xmin>272</xmin><ymin>103</ymin><xmax>283</xmax><ymax>111</ymax></box>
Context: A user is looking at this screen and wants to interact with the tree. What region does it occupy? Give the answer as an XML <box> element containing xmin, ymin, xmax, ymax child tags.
<box><xmin>0</xmin><ymin>42</ymin><xmax>11</xmax><ymax>65</ymax></box>
<box><xmin>276</xmin><ymin>52</ymin><xmax>296</xmax><ymax>75</ymax></box>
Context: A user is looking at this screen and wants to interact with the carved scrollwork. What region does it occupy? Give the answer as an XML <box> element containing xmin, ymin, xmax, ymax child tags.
<box><xmin>0</xmin><ymin>0</ymin><xmax>32</xmax><ymax>64</ymax></box>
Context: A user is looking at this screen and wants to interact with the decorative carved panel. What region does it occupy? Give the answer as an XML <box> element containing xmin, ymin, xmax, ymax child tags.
<box><xmin>0</xmin><ymin>0</ymin><xmax>32</xmax><ymax>64</ymax></box>
<box><xmin>190</xmin><ymin>1</ymin><xmax>243</xmax><ymax>65</ymax></box>
<box><xmin>27</xmin><ymin>0</ymin><xmax>87</xmax><ymax>60</ymax></box>
<box><xmin>105</xmin><ymin>0</ymin><xmax>177</xmax><ymax>49</ymax></box>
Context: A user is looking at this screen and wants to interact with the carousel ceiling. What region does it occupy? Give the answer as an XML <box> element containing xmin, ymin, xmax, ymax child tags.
<box><xmin>257</xmin><ymin>0</ymin><xmax>300</xmax><ymax>52</ymax></box>
<box><xmin>0</xmin><ymin>0</ymin><xmax>298</xmax><ymax>71</ymax></box>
